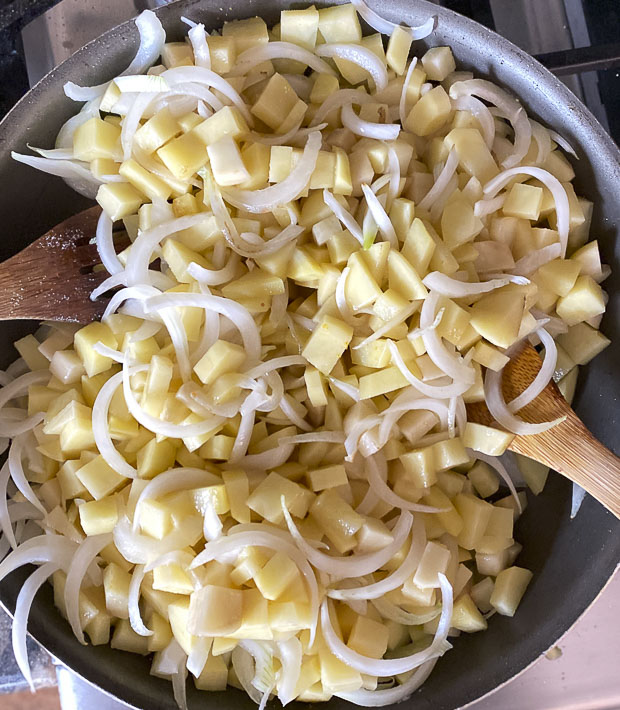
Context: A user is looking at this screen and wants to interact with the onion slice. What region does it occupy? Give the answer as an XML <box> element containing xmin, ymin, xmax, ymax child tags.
<box><xmin>316</xmin><ymin>44</ymin><xmax>388</xmax><ymax>92</ymax></box>
<box><xmin>422</xmin><ymin>271</ymin><xmax>528</xmax><ymax>298</ymax></box>
<box><xmin>342</xmin><ymin>103</ymin><xmax>400</xmax><ymax>141</ymax></box>
<box><xmin>351</xmin><ymin>0</ymin><xmax>436</xmax><ymax>39</ymax></box>
<box><xmin>230</xmin><ymin>42</ymin><xmax>336</xmax><ymax>77</ymax></box>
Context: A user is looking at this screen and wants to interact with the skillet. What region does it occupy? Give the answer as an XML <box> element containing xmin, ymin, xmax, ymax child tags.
<box><xmin>0</xmin><ymin>1</ymin><xmax>618</xmax><ymax>708</ymax></box>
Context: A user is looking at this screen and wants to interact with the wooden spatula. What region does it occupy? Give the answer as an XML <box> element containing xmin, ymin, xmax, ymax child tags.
<box><xmin>0</xmin><ymin>208</ymin><xmax>618</xmax><ymax>517</ymax></box>
<box><xmin>467</xmin><ymin>343</ymin><xmax>620</xmax><ymax>519</ymax></box>
<box><xmin>0</xmin><ymin>207</ymin><xmax>120</xmax><ymax>323</ymax></box>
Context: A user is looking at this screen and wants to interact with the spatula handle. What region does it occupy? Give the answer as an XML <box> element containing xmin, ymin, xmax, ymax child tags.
<box><xmin>510</xmin><ymin>412</ymin><xmax>620</xmax><ymax>519</ymax></box>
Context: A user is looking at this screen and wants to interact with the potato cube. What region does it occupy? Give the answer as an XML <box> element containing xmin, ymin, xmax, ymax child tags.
<box><xmin>431</xmin><ymin>438</ymin><xmax>469</xmax><ymax>471</ymax></box>
<box><xmin>556</xmin><ymin>322</ymin><xmax>610</xmax><ymax>365</ymax></box>
<box><xmin>304</xmin><ymin>366</ymin><xmax>329</xmax><ymax>407</ymax></box>
<box><xmin>191</xmin><ymin>107</ymin><xmax>249</xmax><ymax>149</ymax></box>
<box><xmin>462</xmin><ymin>423</ymin><xmax>515</xmax><ymax>456</ymax></box>
<box><xmin>136</xmin><ymin>438</ymin><xmax>177</xmax><ymax>479</ymax></box>
<box><xmin>79</xmin><ymin>496</ymin><xmax>118</xmax><ymax>535</ymax></box>
<box><xmin>468</xmin><ymin>460</ymin><xmax>499</xmax><ymax>498</ymax></box>
<box><xmin>455</xmin><ymin>493</ymin><xmax>494</xmax><ymax>550</ymax></box>
<box><xmin>222</xmin><ymin>270</ymin><xmax>285</xmax><ymax>300</ymax></box>
<box><xmin>207</xmin><ymin>134</ymin><xmax>251</xmax><ymax>187</ymax></box>
<box><xmin>152</xmin><ymin>562</ymin><xmax>194</xmax><ymax>595</ymax></box>
<box><xmin>399</xmin><ymin>447</ymin><xmax>437</xmax><ymax>488</ymax></box>
<box><xmin>306</xmin><ymin>464</ymin><xmax>348</xmax><ymax>492</ymax></box>
<box><xmin>103</xmin><ymin>562</ymin><xmax>131</xmax><ymax>619</ymax></box>
<box><xmin>254</xmin><ymin>551</ymin><xmax>300</xmax><ymax>600</ymax></box>
<box><xmin>386</xmin><ymin>25</ymin><xmax>413</xmax><ymax>75</ymax></box>
<box><xmin>76</xmin><ymin>455</ymin><xmax>127</xmax><ymax>500</ymax></box>
<box><xmin>73</xmin><ymin>117</ymin><xmax>121</xmax><ymax>161</ymax></box>
<box><xmin>134</xmin><ymin>108</ymin><xmax>180</xmax><ymax>153</ymax></box>
<box><xmin>221</xmin><ymin>469</ymin><xmax>250</xmax><ymax>524</ymax></box>
<box><xmin>193</xmin><ymin>339</ymin><xmax>246</xmax><ymax>386</ymax></box>
<box><xmin>311</xmin><ymin>490</ymin><xmax>364</xmax><ymax>554</ymax></box>
<box><xmin>147</xmin><ymin>612</ymin><xmax>172</xmax><ymax>653</ymax></box>
<box><xmin>281</xmin><ymin>7</ymin><xmax>319</xmax><ymax>49</ymax></box>
<box><xmin>119</xmin><ymin>159</ymin><xmax>172</xmax><ymax>201</ymax></box>
<box><xmin>451</xmin><ymin>593</ymin><xmax>487</xmax><ymax>632</ymax></box>
<box><xmin>302</xmin><ymin>315</ymin><xmax>353</xmax><ymax>375</ymax></box>
<box><xmin>470</xmin><ymin>291</ymin><xmax>526</xmax><ymax>348</ymax></box>
<box><xmin>188</xmin><ymin>585</ymin><xmax>243</xmax><ymax>636</ymax></box>
<box><xmin>195</xmin><ymin>652</ymin><xmax>228</xmax><ymax>691</ymax></box>
<box><xmin>318</xmin><ymin>4</ymin><xmax>362</xmax><ymax>43</ymax></box>
<box><xmin>387</xmin><ymin>251</ymin><xmax>428</xmax><ymax>301</ymax></box>
<box><xmin>444</xmin><ymin>128</ymin><xmax>498</xmax><ymax>184</ymax></box>
<box><xmin>490</xmin><ymin>566</ymin><xmax>533</xmax><ymax>617</ymax></box>
<box><xmin>556</xmin><ymin>275</ymin><xmax>605</xmax><ymax>326</ymax></box>
<box><xmin>237</xmin><ymin>142</ymin><xmax>270</xmax><ymax>190</ymax></box>
<box><xmin>222</xmin><ymin>16</ymin><xmax>268</xmax><ymax>54</ymax></box>
<box><xmin>413</xmin><ymin>540</ymin><xmax>451</xmax><ymax>588</ymax></box>
<box><xmin>168</xmin><ymin>597</ymin><xmax>198</xmax><ymax>655</ymax></box>
<box><xmin>441</xmin><ymin>192</ymin><xmax>484</xmax><ymax>248</ymax></box>
<box><xmin>59</xmin><ymin>415</ymin><xmax>96</xmax><ymax>455</ymax></box>
<box><xmin>345</xmin><ymin>252</ymin><xmax>383</xmax><ymax>310</ymax></box>
<box><xmin>422</xmin><ymin>46</ymin><xmax>456</xmax><ymax>81</ymax></box>
<box><xmin>405</xmin><ymin>86</ymin><xmax>451</xmax><ymax>136</ymax></box>
<box><xmin>348</xmin><ymin>615</ymin><xmax>390</xmax><ymax>658</ymax></box>
<box><xmin>49</xmin><ymin>350</ymin><xmax>84</xmax><ymax>385</ymax></box>
<box><xmin>74</xmin><ymin>322</ymin><xmax>116</xmax><ymax>377</ymax></box>
<box><xmin>471</xmin><ymin>340</ymin><xmax>510</xmax><ymax>372</ymax></box>
<box><xmin>96</xmin><ymin>183</ymin><xmax>144</xmax><ymax>222</ymax></box>
<box><xmin>319</xmin><ymin>649</ymin><xmax>363</xmax><ymax>693</ymax></box>
<box><xmin>157</xmin><ymin>130</ymin><xmax>208</xmax><ymax>180</ymax></box>
<box><xmin>248</xmin><ymin>472</ymin><xmax>313</xmax><ymax>524</ymax></box>
<box><xmin>503</xmin><ymin>183</ymin><xmax>543</xmax><ymax>221</ymax></box>
<box><xmin>359</xmin><ymin>367</ymin><xmax>410</xmax><ymax>399</ymax></box>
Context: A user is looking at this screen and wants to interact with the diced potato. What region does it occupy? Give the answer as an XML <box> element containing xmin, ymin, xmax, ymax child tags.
<box><xmin>75</xmin><ymin>455</ymin><xmax>127</xmax><ymax>501</ymax></box>
<box><xmin>247</xmin><ymin>472</ymin><xmax>313</xmax><ymax>524</ymax></box>
<box><xmin>386</xmin><ymin>26</ymin><xmax>413</xmax><ymax>76</ymax></box>
<box><xmin>515</xmin><ymin>453</ymin><xmax>550</xmax><ymax>495</ymax></box>
<box><xmin>470</xmin><ymin>291</ymin><xmax>526</xmax><ymax>348</ymax></box>
<box><xmin>207</xmin><ymin>134</ymin><xmax>251</xmax><ymax>186</ymax></box>
<box><xmin>535</xmin><ymin>258</ymin><xmax>581</xmax><ymax>297</ymax></box>
<box><xmin>147</xmin><ymin>612</ymin><xmax>173</xmax><ymax>653</ymax></box>
<box><xmin>73</xmin><ymin>117</ymin><xmax>121</xmax><ymax>161</ymax></box>
<box><xmin>462</xmin><ymin>423</ymin><xmax>515</xmax><ymax>456</ymax></box>
<box><xmin>156</xmin><ymin>130</ymin><xmax>208</xmax><ymax>180</ymax></box>
<box><xmin>431</xmin><ymin>438</ymin><xmax>469</xmax><ymax>471</ymax></box>
<box><xmin>306</xmin><ymin>464</ymin><xmax>348</xmax><ymax>492</ymax></box>
<box><xmin>422</xmin><ymin>486</ymin><xmax>463</xmax><ymax>537</ymax></box>
<box><xmin>402</xmin><ymin>219</ymin><xmax>436</xmax><ymax>276</ymax></box>
<box><xmin>136</xmin><ymin>438</ymin><xmax>177</xmax><ymax>479</ymax></box>
<box><xmin>455</xmin><ymin>493</ymin><xmax>494</xmax><ymax>550</ymax></box>
<box><xmin>319</xmin><ymin>649</ymin><xmax>362</xmax><ymax>693</ymax></box>
<box><xmin>503</xmin><ymin>183</ymin><xmax>543</xmax><ymax>221</ymax></box>
<box><xmin>387</xmin><ymin>251</ymin><xmax>427</xmax><ymax>300</ymax></box>
<box><xmin>74</xmin><ymin>322</ymin><xmax>117</xmax><ymax>377</ymax></box>
<box><xmin>161</xmin><ymin>41</ymin><xmax>193</xmax><ymax>67</ymax></box>
<box><xmin>413</xmin><ymin>540</ymin><xmax>451</xmax><ymax>588</ymax></box>
<box><xmin>103</xmin><ymin>562</ymin><xmax>131</xmax><ymax>619</ymax></box>
<box><xmin>195</xmin><ymin>651</ymin><xmax>229</xmax><ymax>690</ymax></box>
<box><xmin>188</xmin><ymin>585</ymin><xmax>243</xmax><ymax>636</ymax></box>
<box><xmin>471</xmin><ymin>340</ymin><xmax>510</xmax><ymax>372</ymax></box>
<box><xmin>254</xmin><ymin>551</ymin><xmax>300</xmax><ymax>600</ymax></box>
<box><xmin>281</xmin><ymin>7</ymin><xmax>319</xmax><ymax>49</ymax></box>
<box><xmin>468</xmin><ymin>460</ymin><xmax>499</xmax><ymax>498</ymax></box>
<box><xmin>490</xmin><ymin>566</ymin><xmax>533</xmax><ymax>617</ymax></box>
<box><xmin>441</xmin><ymin>191</ymin><xmax>484</xmax><ymax>248</ymax></box>
<box><xmin>405</xmin><ymin>86</ymin><xmax>451</xmax><ymax>136</ymax></box>
<box><xmin>555</xmin><ymin>275</ymin><xmax>606</xmax><ymax>326</ymax></box>
<box><xmin>451</xmin><ymin>593</ymin><xmax>487</xmax><ymax>632</ymax></box>
<box><xmin>79</xmin><ymin>496</ymin><xmax>118</xmax><ymax>535</ymax></box>
<box><xmin>347</xmin><ymin>615</ymin><xmax>390</xmax><ymax>658</ymax></box>
<box><xmin>302</xmin><ymin>315</ymin><xmax>353</xmax><ymax>375</ymax></box>
<box><xmin>359</xmin><ymin>366</ymin><xmax>410</xmax><ymax>400</ymax></box>
<box><xmin>356</xmin><ymin>518</ymin><xmax>394</xmax><ymax>553</ymax></box>
<box><xmin>423</xmin><ymin>46</ymin><xmax>456</xmax><ymax>81</ymax></box>
<box><xmin>206</xmin><ymin>35</ymin><xmax>237</xmax><ymax>74</ymax></box>
<box><xmin>96</xmin><ymin>183</ymin><xmax>144</xmax><ymax>222</ymax></box>
<box><xmin>119</xmin><ymin>159</ymin><xmax>172</xmax><ymax>201</ymax></box>
<box><xmin>444</xmin><ymin>128</ymin><xmax>498</xmax><ymax>184</ymax></box>
<box><xmin>222</xmin><ymin>469</ymin><xmax>250</xmax><ymax>524</ymax></box>
<box><xmin>193</xmin><ymin>339</ymin><xmax>246</xmax><ymax>386</ymax></box>
<box><xmin>251</xmin><ymin>73</ymin><xmax>306</xmax><ymax>131</ymax></box>
<box><xmin>222</xmin><ymin>16</ymin><xmax>269</xmax><ymax>54</ymax></box>
<box><xmin>318</xmin><ymin>4</ymin><xmax>362</xmax><ymax>43</ymax></box>
<box><xmin>311</xmin><ymin>489</ymin><xmax>364</xmax><ymax>553</ymax></box>
<box><xmin>134</xmin><ymin>108</ymin><xmax>180</xmax><ymax>153</ymax></box>
<box><xmin>153</xmin><ymin>562</ymin><xmax>194</xmax><ymax>595</ymax></box>
<box><xmin>556</xmin><ymin>322</ymin><xmax>610</xmax><ymax>365</ymax></box>
<box><xmin>399</xmin><ymin>447</ymin><xmax>437</xmax><ymax>488</ymax></box>
<box><xmin>49</xmin><ymin>350</ymin><xmax>85</xmax><ymax>385</ymax></box>
<box><xmin>111</xmin><ymin>618</ymin><xmax>150</xmax><ymax>655</ymax></box>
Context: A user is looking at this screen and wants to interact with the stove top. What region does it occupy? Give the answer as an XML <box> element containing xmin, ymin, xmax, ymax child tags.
<box><xmin>0</xmin><ymin>0</ymin><xmax>619</xmax><ymax>708</ymax></box>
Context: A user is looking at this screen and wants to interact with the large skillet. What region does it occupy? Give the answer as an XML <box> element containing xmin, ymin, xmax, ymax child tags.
<box><xmin>0</xmin><ymin>1</ymin><xmax>618</xmax><ymax>708</ymax></box>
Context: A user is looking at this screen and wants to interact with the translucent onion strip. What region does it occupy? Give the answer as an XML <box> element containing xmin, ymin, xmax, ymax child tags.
<box><xmin>230</xmin><ymin>42</ymin><xmax>337</xmax><ymax>77</ymax></box>
<box><xmin>96</xmin><ymin>211</ymin><xmax>123</xmax><ymax>275</ymax></box>
<box><xmin>422</xmin><ymin>271</ymin><xmax>528</xmax><ymax>298</ymax></box>
<box><xmin>350</xmin><ymin>0</ymin><xmax>436</xmax><ymax>40</ymax></box>
<box><xmin>128</xmin><ymin>563</ymin><xmax>152</xmax><ymax>636</ymax></box>
<box><xmin>419</xmin><ymin>147</ymin><xmax>459</xmax><ymax>212</ymax></box>
<box><xmin>342</xmin><ymin>103</ymin><xmax>400</xmax><ymax>141</ymax></box>
<box><xmin>507</xmin><ymin>328</ymin><xmax>556</xmax><ymax>412</ymax></box>
<box><xmin>316</xmin><ymin>44</ymin><xmax>388</xmax><ymax>92</ymax></box>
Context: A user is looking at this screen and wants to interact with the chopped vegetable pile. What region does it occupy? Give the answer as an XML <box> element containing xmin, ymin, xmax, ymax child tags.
<box><xmin>2</xmin><ymin>1</ymin><xmax>611</xmax><ymax>707</ymax></box>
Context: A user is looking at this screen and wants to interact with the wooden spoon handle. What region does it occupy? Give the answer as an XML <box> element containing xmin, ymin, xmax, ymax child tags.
<box><xmin>509</xmin><ymin>413</ymin><xmax>620</xmax><ymax>519</ymax></box>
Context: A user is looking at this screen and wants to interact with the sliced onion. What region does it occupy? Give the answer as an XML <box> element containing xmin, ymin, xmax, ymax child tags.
<box><xmin>337</xmin><ymin>658</ymin><xmax>438</xmax><ymax>706</ymax></box>
<box><xmin>187</xmin><ymin>636</ymin><xmax>212</xmax><ymax>679</ymax></box>
<box><xmin>128</xmin><ymin>563</ymin><xmax>152</xmax><ymax>636</ymax></box>
<box><xmin>571</xmin><ymin>483</ymin><xmax>586</xmax><ymax>518</ymax></box>
<box><xmin>483</xmin><ymin>167</ymin><xmax>569</xmax><ymax>257</ymax></box>
<box><xmin>329</xmin><ymin>376</ymin><xmax>361</xmax><ymax>403</ymax></box>
<box><xmin>13</xmin><ymin>561</ymin><xmax>61</xmax><ymax>691</ymax></box>
<box><xmin>0</xmin><ymin>534</ymin><xmax>76</xmax><ymax>584</ymax></box>
<box><xmin>221</xmin><ymin>132</ymin><xmax>321</xmax><ymax>213</ymax></box>
<box><xmin>342</xmin><ymin>103</ymin><xmax>400</xmax><ymax>140</ymax></box>
<box><xmin>530</xmin><ymin>120</ymin><xmax>552</xmax><ymax>165</ymax></box>
<box><xmin>143</xmin><ymin>292</ymin><xmax>260</xmax><ymax>363</ymax></box>
<box><xmin>361</xmin><ymin>185</ymin><xmax>398</xmax><ymax>247</ymax></box>
<box><xmin>279</xmin><ymin>431</ymin><xmax>345</xmax><ymax>446</ymax></box>
<box><xmin>162</xmin><ymin>66</ymin><xmax>252</xmax><ymax>125</ymax></box>
<box><xmin>231</xmin><ymin>42</ymin><xmax>336</xmax><ymax>77</ymax></box>
<box><xmin>232</xmin><ymin>647</ymin><xmax>263</xmax><ymax>705</ymax></box>
<box><xmin>549</xmin><ymin>129</ymin><xmax>578</xmax><ymax>159</ymax></box>
<box><xmin>450</xmin><ymin>79</ymin><xmax>531</xmax><ymax>168</ymax></box>
<box><xmin>323</xmin><ymin>189</ymin><xmax>364</xmax><ymax>245</ymax></box>
<box><xmin>311</xmin><ymin>89</ymin><xmax>374</xmax><ymax>126</ymax></box>
<box><xmin>11</xmin><ymin>152</ymin><xmax>106</xmax><ymax>200</ymax></box>
<box><xmin>512</xmin><ymin>243</ymin><xmax>562</xmax><ymax>277</ymax></box>
<box><xmin>9</xmin><ymin>436</ymin><xmax>45</xmax><ymax>515</ymax></box>
<box><xmin>188</xmin><ymin>24</ymin><xmax>210</xmax><ymax>69</ymax></box>
<box><xmin>469</xmin><ymin>450</ymin><xmax>522</xmax><ymax>512</ymax></box>
<box><xmin>507</xmin><ymin>328</ymin><xmax>556</xmax><ymax>412</ymax></box>
<box><xmin>283</xmin><ymin>502</ymin><xmax>412</xmax><ymax>578</ymax></box>
<box><xmin>65</xmin><ymin>533</ymin><xmax>112</xmax><ymax>644</ymax></box>
<box><xmin>372</xmin><ymin>596</ymin><xmax>441</xmax><ymax>625</ymax></box>
<box><xmin>251</xmin><ymin>122</ymin><xmax>327</xmax><ymax>147</ymax></box>
<box><xmin>95</xmin><ymin>211</ymin><xmax>123</xmax><ymax>276</ymax></box>
<box><xmin>187</xmin><ymin>253</ymin><xmax>240</xmax><ymax>286</ymax></box>
<box><xmin>172</xmin><ymin>653</ymin><xmax>189</xmax><ymax>710</ymax></box>
<box><xmin>114</xmin><ymin>515</ymin><xmax>202</xmax><ymax>565</ymax></box>
<box><xmin>0</xmin><ymin>462</ymin><xmax>16</xmax><ymax>549</ymax></box>
<box><xmin>336</xmin><ymin>267</ymin><xmax>364</xmax><ymax>326</ymax></box>
<box><xmin>63</xmin><ymin>10</ymin><xmax>165</xmax><ymax>101</ymax></box>
<box><xmin>321</xmin><ymin>572</ymin><xmax>452</xmax><ymax>675</ymax></box>
<box><xmin>350</xmin><ymin>0</ymin><xmax>436</xmax><ymax>39</ymax></box>
<box><xmin>419</xmin><ymin>147</ymin><xmax>459</xmax><ymax>211</ymax></box>
<box><xmin>276</xmin><ymin>637</ymin><xmax>302</xmax><ymax>706</ymax></box>
<box><xmin>316</xmin><ymin>44</ymin><xmax>388</xmax><ymax>92</ymax></box>
<box><xmin>452</xmin><ymin>95</ymin><xmax>495</xmax><ymax>148</ymax></box>
<box><xmin>422</xmin><ymin>271</ymin><xmax>528</xmax><ymax>298</ymax></box>
<box><xmin>354</xmin><ymin>303</ymin><xmax>418</xmax><ymax>351</ymax></box>
<box><xmin>329</xmin><ymin>516</ymin><xmax>425</xmax><ymax>600</ymax></box>
<box><xmin>92</xmin><ymin>372</ymin><xmax>136</xmax><ymax>479</ymax></box>
<box><xmin>245</xmin><ymin>356</ymin><xmax>307</xmax><ymax>380</ymax></box>
<box><xmin>474</xmin><ymin>194</ymin><xmax>506</xmax><ymax>218</ymax></box>
<box><xmin>399</xmin><ymin>57</ymin><xmax>419</xmax><ymax>127</ymax></box>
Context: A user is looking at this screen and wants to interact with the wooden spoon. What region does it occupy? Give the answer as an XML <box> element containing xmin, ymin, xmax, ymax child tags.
<box><xmin>0</xmin><ymin>207</ymin><xmax>121</xmax><ymax>323</ymax></box>
<box><xmin>467</xmin><ymin>343</ymin><xmax>620</xmax><ymax>519</ymax></box>
<box><xmin>0</xmin><ymin>208</ymin><xmax>618</xmax><ymax>516</ymax></box>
